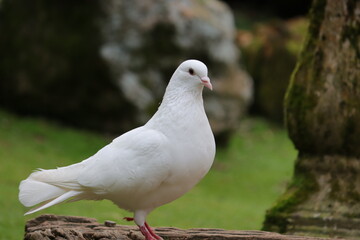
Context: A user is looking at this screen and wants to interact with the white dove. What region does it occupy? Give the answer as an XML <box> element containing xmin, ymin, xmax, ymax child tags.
<box><xmin>19</xmin><ymin>59</ymin><xmax>216</xmax><ymax>240</ymax></box>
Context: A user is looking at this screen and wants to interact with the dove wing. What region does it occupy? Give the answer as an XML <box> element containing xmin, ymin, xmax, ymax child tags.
<box><xmin>77</xmin><ymin>126</ymin><xmax>171</xmax><ymax>196</ymax></box>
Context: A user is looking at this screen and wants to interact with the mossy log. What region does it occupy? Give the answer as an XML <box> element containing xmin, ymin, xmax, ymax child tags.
<box><xmin>263</xmin><ymin>0</ymin><xmax>360</xmax><ymax>239</ymax></box>
<box><xmin>24</xmin><ymin>214</ymin><xmax>339</xmax><ymax>240</ymax></box>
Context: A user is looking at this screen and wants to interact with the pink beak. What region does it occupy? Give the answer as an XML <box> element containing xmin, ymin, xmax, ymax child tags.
<box><xmin>200</xmin><ymin>76</ymin><xmax>213</xmax><ymax>91</ymax></box>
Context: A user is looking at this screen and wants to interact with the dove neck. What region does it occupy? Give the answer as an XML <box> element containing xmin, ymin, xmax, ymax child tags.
<box><xmin>161</xmin><ymin>84</ymin><xmax>203</xmax><ymax>107</ymax></box>
<box><xmin>146</xmin><ymin>85</ymin><xmax>206</xmax><ymax>130</ymax></box>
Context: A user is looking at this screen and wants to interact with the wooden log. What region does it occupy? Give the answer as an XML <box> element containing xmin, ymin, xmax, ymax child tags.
<box><xmin>24</xmin><ymin>214</ymin><xmax>342</xmax><ymax>240</ymax></box>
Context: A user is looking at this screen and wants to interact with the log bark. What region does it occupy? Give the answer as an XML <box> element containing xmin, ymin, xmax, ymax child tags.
<box><xmin>24</xmin><ymin>215</ymin><xmax>340</xmax><ymax>240</ymax></box>
<box><xmin>263</xmin><ymin>0</ymin><xmax>360</xmax><ymax>239</ymax></box>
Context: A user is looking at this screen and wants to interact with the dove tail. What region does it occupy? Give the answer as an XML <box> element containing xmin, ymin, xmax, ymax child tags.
<box><xmin>24</xmin><ymin>190</ymin><xmax>81</xmax><ymax>215</ymax></box>
<box><xmin>19</xmin><ymin>169</ymin><xmax>82</xmax><ymax>215</ymax></box>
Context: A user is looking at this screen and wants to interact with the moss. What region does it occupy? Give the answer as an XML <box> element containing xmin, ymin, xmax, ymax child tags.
<box><xmin>289</xmin><ymin>0</ymin><xmax>325</xmax><ymax>86</ymax></box>
<box><xmin>285</xmin><ymin>19</ymin><xmax>309</xmax><ymax>55</ymax></box>
<box><xmin>285</xmin><ymin>78</ymin><xmax>318</xmax><ymax>152</ymax></box>
<box><xmin>285</xmin><ymin>7</ymin><xmax>323</xmax><ymax>114</ymax></box>
<box><xmin>284</xmin><ymin>0</ymin><xmax>327</xmax><ymax>153</ymax></box>
<box><xmin>306</xmin><ymin>0</ymin><xmax>326</xmax><ymax>47</ymax></box>
<box><xmin>263</xmin><ymin>157</ymin><xmax>319</xmax><ymax>233</ymax></box>
<box><xmin>285</xmin><ymin>82</ymin><xmax>315</xmax><ymax>114</ymax></box>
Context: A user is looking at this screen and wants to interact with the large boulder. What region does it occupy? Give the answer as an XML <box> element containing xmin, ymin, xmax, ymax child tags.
<box><xmin>100</xmin><ymin>0</ymin><xmax>253</xmax><ymax>138</ymax></box>
<box><xmin>0</xmin><ymin>0</ymin><xmax>252</xmax><ymax>138</ymax></box>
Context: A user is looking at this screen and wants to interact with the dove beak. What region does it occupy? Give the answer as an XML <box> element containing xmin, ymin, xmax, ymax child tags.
<box><xmin>200</xmin><ymin>76</ymin><xmax>213</xmax><ymax>91</ymax></box>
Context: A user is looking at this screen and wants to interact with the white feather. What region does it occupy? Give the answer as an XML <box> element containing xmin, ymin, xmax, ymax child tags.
<box><xmin>24</xmin><ymin>190</ymin><xmax>81</xmax><ymax>215</ymax></box>
<box><xmin>19</xmin><ymin>179</ymin><xmax>65</xmax><ymax>207</ymax></box>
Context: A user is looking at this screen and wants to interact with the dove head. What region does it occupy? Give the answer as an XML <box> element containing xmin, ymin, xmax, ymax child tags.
<box><xmin>171</xmin><ymin>59</ymin><xmax>212</xmax><ymax>91</ymax></box>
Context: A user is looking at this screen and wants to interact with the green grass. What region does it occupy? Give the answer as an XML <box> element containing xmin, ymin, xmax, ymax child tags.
<box><xmin>0</xmin><ymin>110</ymin><xmax>297</xmax><ymax>240</ymax></box>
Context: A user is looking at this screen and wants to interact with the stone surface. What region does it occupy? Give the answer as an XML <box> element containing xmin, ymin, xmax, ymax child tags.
<box><xmin>24</xmin><ymin>214</ymin><xmax>338</xmax><ymax>240</ymax></box>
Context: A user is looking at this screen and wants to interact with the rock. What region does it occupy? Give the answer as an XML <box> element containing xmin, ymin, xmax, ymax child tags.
<box><xmin>100</xmin><ymin>0</ymin><xmax>253</xmax><ymax>137</ymax></box>
<box><xmin>24</xmin><ymin>214</ymin><xmax>338</xmax><ymax>240</ymax></box>
<box><xmin>0</xmin><ymin>0</ymin><xmax>252</xmax><ymax>139</ymax></box>
<box><xmin>104</xmin><ymin>220</ymin><xmax>116</xmax><ymax>227</ymax></box>
<box><xmin>238</xmin><ymin>18</ymin><xmax>308</xmax><ymax>124</ymax></box>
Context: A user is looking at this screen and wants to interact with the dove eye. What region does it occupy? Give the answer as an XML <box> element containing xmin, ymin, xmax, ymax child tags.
<box><xmin>188</xmin><ymin>68</ymin><xmax>195</xmax><ymax>75</ymax></box>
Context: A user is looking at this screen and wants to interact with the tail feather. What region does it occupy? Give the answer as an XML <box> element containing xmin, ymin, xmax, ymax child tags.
<box><xmin>19</xmin><ymin>166</ymin><xmax>85</xmax><ymax>214</ymax></box>
<box><xmin>19</xmin><ymin>179</ymin><xmax>66</xmax><ymax>207</ymax></box>
<box><xmin>24</xmin><ymin>190</ymin><xmax>81</xmax><ymax>215</ymax></box>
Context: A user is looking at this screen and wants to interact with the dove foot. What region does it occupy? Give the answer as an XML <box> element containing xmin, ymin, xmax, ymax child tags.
<box><xmin>139</xmin><ymin>224</ymin><xmax>163</xmax><ymax>240</ymax></box>
<box><xmin>123</xmin><ymin>217</ymin><xmax>134</xmax><ymax>221</ymax></box>
<box><xmin>124</xmin><ymin>217</ymin><xmax>162</xmax><ymax>240</ymax></box>
<box><xmin>139</xmin><ymin>225</ymin><xmax>156</xmax><ymax>240</ymax></box>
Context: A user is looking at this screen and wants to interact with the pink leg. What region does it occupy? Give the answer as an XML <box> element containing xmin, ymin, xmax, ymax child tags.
<box><xmin>144</xmin><ymin>222</ymin><xmax>163</xmax><ymax>240</ymax></box>
<box><xmin>139</xmin><ymin>225</ymin><xmax>158</xmax><ymax>240</ymax></box>
<box><xmin>123</xmin><ymin>217</ymin><xmax>162</xmax><ymax>240</ymax></box>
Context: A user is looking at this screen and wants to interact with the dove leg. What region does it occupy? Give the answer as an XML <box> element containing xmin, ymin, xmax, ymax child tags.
<box><xmin>139</xmin><ymin>225</ymin><xmax>158</xmax><ymax>240</ymax></box>
<box><xmin>130</xmin><ymin>210</ymin><xmax>163</xmax><ymax>240</ymax></box>
<box><xmin>145</xmin><ymin>221</ymin><xmax>163</xmax><ymax>240</ymax></box>
<box><xmin>124</xmin><ymin>216</ymin><xmax>163</xmax><ymax>240</ymax></box>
